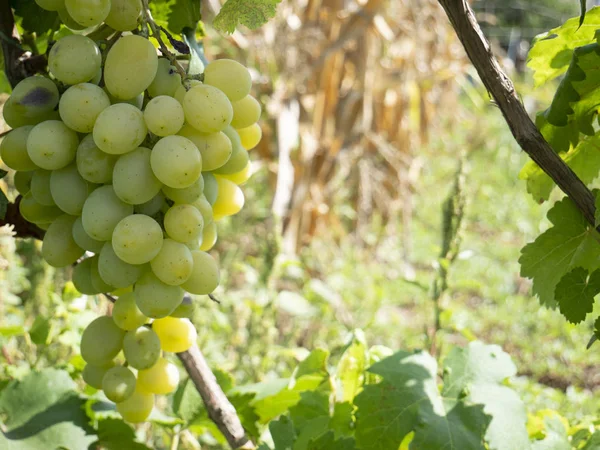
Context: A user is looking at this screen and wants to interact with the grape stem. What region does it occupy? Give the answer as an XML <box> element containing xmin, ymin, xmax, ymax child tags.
<box><xmin>208</xmin><ymin>293</ymin><xmax>221</xmax><ymax>304</ymax></box>
<box><xmin>140</xmin><ymin>0</ymin><xmax>187</xmax><ymax>81</ymax></box>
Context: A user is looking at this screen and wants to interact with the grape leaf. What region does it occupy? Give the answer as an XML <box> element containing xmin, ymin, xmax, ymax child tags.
<box><xmin>289</xmin><ymin>391</ymin><xmax>329</xmax><ymax>430</ymax></box>
<box><xmin>270</xmin><ymin>415</ymin><xmax>296</xmax><ymax>450</ymax></box>
<box><xmin>213</xmin><ymin>0</ymin><xmax>282</xmax><ymax>33</ymax></box>
<box><xmin>10</xmin><ymin>0</ymin><xmax>58</xmax><ymax>35</ymax></box>
<box><xmin>519</xmin><ymin>196</ymin><xmax>600</xmax><ymax>308</ymax></box>
<box><xmin>0</xmin><ymin>369</ymin><xmax>95</xmax><ymax>450</ymax></box>
<box><xmin>307</xmin><ymin>432</ymin><xmax>356</xmax><ymax>450</ymax></box>
<box><xmin>329</xmin><ymin>402</ymin><xmax>355</xmax><ymax>438</ymax></box>
<box><xmin>167</xmin><ymin>0</ymin><xmax>200</xmax><ymax>34</ymax></box>
<box><xmin>91</xmin><ymin>419</ymin><xmax>151</xmax><ymax>450</ymax></box>
<box><xmin>173</xmin><ymin>377</ymin><xmax>204</xmax><ymax>423</ymax></box>
<box><xmin>336</xmin><ymin>331</ymin><xmax>367</xmax><ymax>403</ymax></box>
<box><xmin>531</xmin><ymin>415</ymin><xmax>570</xmax><ymax>450</ymax></box>
<box><xmin>527</xmin><ymin>7</ymin><xmax>600</xmax><ymax>87</ymax></box>
<box><xmin>554</xmin><ymin>267</ymin><xmax>600</xmax><ymax>323</ymax></box>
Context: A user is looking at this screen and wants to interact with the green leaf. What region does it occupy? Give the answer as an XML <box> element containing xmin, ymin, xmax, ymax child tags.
<box><xmin>91</xmin><ymin>419</ymin><xmax>151</xmax><ymax>450</ymax></box>
<box><xmin>307</xmin><ymin>432</ymin><xmax>356</xmax><ymax>450</ymax></box>
<box><xmin>29</xmin><ymin>316</ymin><xmax>50</xmax><ymax>345</ymax></box>
<box><xmin>328</xmin><ymin>402</ymin><xmax>354</xmax><ymax>439</ymax></box>
<box><xmin>172</xmin><ymin>378</ymin><xmax>204</xmax><ymax>423</ymax></box>
<box><xmin>531</xmin><ymin>416</ymin><xmax>570</xmax><ymax>450</ymax></box>
<box><xmin>270</xmin><ymin>416</ymin><xmax>296</xmax><ymax>450</ymax></box>
<box><xmin>596</xmin><ymin>193</ymin><xmax>600</xmax><ymax>228</ymax></box>
<box><xmin>527</xmin><ymin>7</ymin><xmax>600</xmax><ymax>87</ymax></box>
<box><xmin>293</xmin><ymin>416</ymin><xmax>330</xmax><ymax>450</ymax></box>
<box><xmin>519</xmin><ymin>196</ymin><xmax>600</xmax><ymax>308</ymax></box>
<box><xmin>289</xmin><ymin>391</ymin><xmax>329</xmax><ymax>431</ymax></box>
<box><xmin>555</xmin><ymin>267</ymin><xmax>600</xmax><ymax>323</ymax></box>
<box><xmin>0</xmin><ymin>369</ymin><xmax>95</xmax><ymax>450</ymax></box>
<box><xmin>336</xmin><ymin>331</ymin><xmax>367</xmax><ymax>403</ymax></box>
<box><xmin>229</xmin><ymin>393</ymin><xmax>261</xmax><ymax>440</ymax></box>
<box><xmin>213</xmin><ymin>0</ymin><xmax>282</xmax><ymax>33</ymax></box>
<box><xmin>167</xmin><ymin>0</ymin><xmax>200</xmax><ymax>34</ymax></box>
<box><xmin>10</xmin><ymin>0</ymin><xmax>59</xmax><ymax>35</ymax></box>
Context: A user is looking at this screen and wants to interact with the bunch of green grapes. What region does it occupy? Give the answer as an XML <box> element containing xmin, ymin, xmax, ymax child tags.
<box><xmin>1</xmin><ymin>0</ymin><xmax>261</xmax><ymax>423</ymax></box>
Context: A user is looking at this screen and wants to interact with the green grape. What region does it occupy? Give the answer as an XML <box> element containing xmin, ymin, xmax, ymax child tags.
<box><xmin>30</xmin><ymin>169</ymin><xmax>55</xmax><ymax>206</ymax></box>
<box><xmin>134</xmin><ymin>192</ymin><xmax>166</xmax><ymax>216</ymax></box>
<box><xmin>104</xmin><ymin>88</ymin><xmax>144</xmax><ymax>109</ymax></box>
<box><xmin>112</xmin><ymin>214</ymin><xmax>163</xmax><ymax>264</ymax></box>
<box><xmin>203</xmin><ymin>59</ymin><xmax>251</xmax><ymax>102</ymax></box>
<box><xmin>102</xmin><ymin>365</ymin><xmax>136</xmax><ymax>403</ymax></box>
<box><xmin>181</xmin><ymin>250</ymin><xmax>220</xmax><ymax>295</ymax></box>
<box><xmin>50</xmin><ymin>164</ymin><xmax>95</xmax><ymax>215</ymax></box>
<box><xmin>164</xmin><ymin>204</ymin><xmax>203</xmax><ymax>244</ymax></box>
<box><xmin>2</xmin><ymin>98</ymin><xmax>60</xmax><ymax>129</ymax></box>
<box><xmin>93</xmin><ymin>103</ymin><xmax>147</xmax><ymax>155</ymax></box>
<box><xmin>122</xmin><ymin>327</ymin><xmax>161</xmax><ymax>370</ymax></box>
<box><xmin>105</xmin><ymin>0</ymin><xmax>141</xmax><ymax>31</ymax></box>
<box><xmin>148</xmin><ymin>58</ymin><xmax>181</xmax><ymax>98</ymax></box>
<box><xmin>134</xmin><ymin>271</ymin><xmax>184</xmax><ymax>318</ymax></box>
<box><xmin>81</xmin><ymin>316</ymin><xmax>125</xmax><ymax>365</ymax></box>
<box><xmin>237</xmin><ymin>123</ymin><xmax>262</xmax><ymax>150</ymax></box>
<box><xmin>199</xmin><ymin>221</ymin><xmax>217</xmax><ymax>251</ymax></box>
<box><xmin>218</xmin><ymin>161</ymin><xmax>252</xmax><ymax>185</ymax></box>
<box><xmin>59</xmin><ymin>83</ymin><xmax>110</xmax><ymax>133</ymax></box>
<box><xmin>143</xmin><ymin>96</ymin><xmax>184</xmax><ymax>137</ymax></box>
<box><xmin>72</xmin><ymin>216</ymin><xmax>104</xmax><ymax>253</ymax></box>
<box><xmin>178</xmin><ymin>124</ymin><xmax>232</xmax><ymax>171</ymax></box>
<box><xmin>116</xmin><ymin>388</ymin><xmax>154</xmax><ymax>423</ymax></box>
<box><xmin>76</xmin><ymin>134</ymin><xmax>118</xmax><ymax>184</ymax></box>
<box><xmin>152</xmin><ymin>317</ymin><xmax>196</xmax><ymax>353</ymax></box>
<box><xmin>213</xmin><ymin>126</ymin><xmax>249</xmax><ymax>175</ymax></box>
<box><xmin>212</xmin><ymin>176</ymin><xmax>245</xmax><ymax>219</ymax></box>
<box><xmin>82</xmin><ymin>185</ymin><xmax>134</xmax><ymax>241</ymax></box>
<box><xmin>90</xmin><ymin>68</ymin><xmax>103</xmax><ymax>85</ymax></box>
<box><xmin>0</xmin><ymin>126</ymin><xmax>37</xmax><ymax>171</ymax></box>
<box><xmin>113</xmin><ymin>292</ymin><xmax>148</xmax><ymax>331</ymax></box>
<box><xmin>27</xmin><ymin>120</ymin><xmax>79</xmax><ymax>170</ymax></box>
<box><xmin>57</xmin><ymin>7</ymin><xmax>86</xmax><ymax>30</ymax></box>
<box><xmin>183</xmin><ymin>85</ymin><xmax>232</xmax><ymax>133</ymax></box>
<box><xmin>82</xmin><ymin>361</ymin><xmax>114</xmax><ymax>389</ymax></box>
<box><xmin>202</xmin><ymin>173</ymin><xmax>218</xmax><ymax>205</ymax></box>
<box><xmin>98</xmin><ymin>242</ymin><xmax>143</xmax><ymax>288</ymax></box>
<box><xmin>14</xmin><ymin>171</ymin><xmax>34</xmax><ymax>196</ymax></box>
<box><xmin>104</xmin><ymin>35</ymin><xmax>158</xmax><ymax>100</ymax></box>
<box><xmin>150</xmin><ymin>238</ymin><xmax>193</xmax><ymax>286</ymax></box>
<box><xmin>150</xmin><ymin>136</ymin><xmax>202</xmax><ymax>189</ymax></box>
<box><xmin>230</xmin><ymin>95</ymin><xmax>261</xmax><ymax>129</ymax></box>
<box><xmin>171</xmin><ymin>295</ymin><xmax>195</xmax><ymax>319</ymax></box>
<box><xmin>64</xmin><ymin>0</ymin><xmax>110</xmax><ymax>27</ymax></box>
<box><xmin>35</xmin><ymin>0</ymin><xmax>65</xmax><ymax>11</ymax></box>
<box><xmin>72</xmin><ymin>257</ymin><xmax>101</xmax><ymax>295</ymax></box>
<box><xmin>190</xmin><ymin>195</ymin><xmax>214</xmax><ymax>226</ymax></box>
<box><xmin>137</xmin><ymin>357</ymin><xmax>180</xmax><ymax>394</ymax></box>
<box><xmin>113</xmin><ymin>147</ymin><xmax>162</xmax><ymax>205</ymax></box>
<box><xmin>162</xmin><ymin>176</ymin><xmax>203</xmax><ymax>204</ymax></box>
<box><xmin>49</xmin><ymin>35</ymin><xmax>101</xmax><ymax>84</ymax></box>
<box><xmin>9</xmin><ymin>76</ymin><xmax>59</xmax><ymax>118</ymax></box>
<box><xmin>42</xmin><ymin>214</ymin><xmax>84</xmax><ymax>267</ymax></box>
<box><xmin>174</xmin><ymin>80</ymin><xmax>201</xmax><ymax>104</ymax></box>
<box><xmin>19</xmin><ymin>192</ymin><xmax>62</xmax><ymax>224</ymax></box>
<box><xmin>90</xmin><ymin>255</ymin><xmax>116</xmax><ymax>293</ymax></box>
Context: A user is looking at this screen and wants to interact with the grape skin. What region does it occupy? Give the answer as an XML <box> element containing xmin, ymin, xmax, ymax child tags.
<box><xmin>123</xmin><ymin>327</ymin><xmax>161</xmax><ymax>370</ymax></box>
<box><xmin>112</xmin><ymin>214</ymin><xmax>164</xmax><ymax>264</ymax></box>
<box><xmin>30</xmin><ymin>169</ymin><xmax>55</xmax><ymax>206</ymax></box>
<box><xmin>93</xmin><ymin>103</ymin><xmax>147</xmax><ymax>155</ymax></box>
<box><xmin>134</xmin><ymin>271</ymin><xmax>184</xmax><ymax>318</ymax></box>
<box><xmin>102</xmin><ymin>365</ymin><xmax>137</xmax><ymax>403</ymax></box>
<box><xmin>153</xmin><ymin>317</ymin><xmax>197</xmax><ymax>353</ymax></box>
<box><xmin>72</xmin><ymin>216</ymin><xmax>104</xmax><ymax>253</ymax></box>
<box><xmin>230</xmin><ymin>95</ymin><xmax>261</xmax><ymax>129</ymax></box>
<box><xmin>112</xmin><ymin>292</ymin><xmax>148</xmax><ymax>331</ymax></box>
<box><xmin>80</xmin><ymin>316</ymin><xmax>125</xmax><ymax>366</ymax></box>
<box><xmin>50</xmin><ymin>164</ymin><xmax>95</xmax><ymax>215</ymax></box>
<box><xmin>49</xmin><ymin>35</ymin><xmax>101</xmax><ymax>85</ymax></box>
<box><xmin>150</xmin><ymin>136</ymin><xmax>202</xmax><ymax>189</ymax></box>
<box><xmin>137</xmin><ymin>357</ymin><xmax>180</xmax><ymax>395</ymax></box>
<box><xmin>162</xmin><ymin>176</ymin><xmax>204</xmax><ymax>204</ymax></box>
<box><xmin>72</xmin><ymin>258</ymin><xmax>100</xmax><ymax>295</ymax></box>
<box><xmin>237</xmin><ymin>123</ymin><xmax>263</xmax><ymax>150</ymax></box>
<box><xmin>10</xmin><ymin>76</ymin><xmax>59</xmax><ymax>118</ymax></box>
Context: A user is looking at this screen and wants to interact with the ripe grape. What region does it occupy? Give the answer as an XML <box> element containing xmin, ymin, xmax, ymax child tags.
<box><xmin>57</xmin><ymin>7</ymin><xmax>86</xmax><ymax>30</ymax></box>
<box><xmin>202</xmin><ymin>173</ymin><xmax>218</xmax><ymax>205</ymax></box>
<box><xmin>123</xmin><ymin>327</ymin><xmax>161</xmax><ymax>370</ymax></box>
<box><xmin>76</xmin><ymin>134</ymin><xmax>118</xmax><ymax>184</ymax></box>
<box><xmin>90</xmin><ymin>255</ymin><xmax>116</xmax><ymax>293</ymax></box>
<box><xmin>64</xmin><ymin>0</ymin><xmax>111</xmax><ymax>27</ymax></box>
<box><xmin>181</xmin><ymin>250</ymin><xmax>220</xmax><ymax>295</ymax></box>
<box><xmin>237</xmin><ymin>123</ymin><xmax>262</xmax><ymax>150</ymax></box>
<box><xmin>212</xmin><ymin>176</ymin><xmax>245</xmax><ymax>219</ymax></box>
<box><xmin>105</xmin><ymin>0</ymin><xmax>142</xmax><ymax>31</ymax></box>
<box><xmin>150</xmin><ymin>136</ymin><xmax>202</xmax><ymax>188</ymax></box>
<box><xmin>144</xmin><ymin>96</ymin><xmax>184</xmax><ymax>137</ymax></box>
<box><xmin>152</xmin><ymin>317</ymin><xmax>197</xmax><ymax>353</ymax></box>
<box><xmin>148</xmin><ymin>58</ymin><xmax>181</xmax><ymax>98</ymax></box>
<box><xmin>105</xmin><ymin>89</ymin><xmax>144</xmax><ymax>109</ymax></box>
<box><xmin>42</xmin><ymin>214</ymin><xmax>84</xmax><ymax>267</ymax></box>
<box><xmin>112</xmin><ymin>214</ymin><xmax>163</xmax><ymax>264</ymax></box>
<box><xmin>214</xmin><ymin>127</ymin><xmax>249</xmax><ymax>174</ymax></box>
<box><xmin>137</xmin><ymin>357</ymin><xmax>180</xmax><ymax>395</ymax></box>
<box><xmin>183</xmin><ymin>84</ymin><xmax>233</xmax><ymax>133</ymax></box>
<box><xmin>134</xmin><ymin>192</ymin><xmax>166</xmax><ymax>216</ymax></box>
<box><xmin>204</xmin><ymin>59</ymin><xmax>252</xmax><ymax>102</ymax></box>
<box><xmin>178</xmin><ymin>124</ymin><xmax>232</xmax><ymax>171</ymax></box>
<box><xmin>93</xmin><ymin>103</ymin><xmax>147</xmax><ymax>155</ymax></box>
<box><xmin>72</xmin><ymin>216</ymin><xmax>104</xmax><ymax>253</ymax></box>
<box><xmin>104</xmin><ymin>35</ymin><xmax>158</xmax><ymax>100</ymax></box>
<box><xmin>174</xmin><ymin>80</ymin><xmax>201</xmax><ymax>104</ymax></box>
<box><xmin>134</xmin><ymin>271</ymin><xmax>184</xmax><ymax>318</ymax></box>
<box><xmin>30</xmin><ymin>169</ymin><xmax>55</xmax><ymax>206</ymax></box>
<box><xmin>50</xmin><ymin>164</ymin><xmax>95</xmax><ymax>215</ymax></box>
<box><xmin>81</xmin><ymin>185</ymin><xmax>134</xmax><ymax>241</ymax></box>
<box><xmin>164</xmin><ymin>204</ymin><xmax>204</xmax><ymax>244</ymax></box>
<box><xmin>219</xmin><ymin>161</ymin><xmax>252</xmax><ymax>185</ymax></box>
<box><xmin>171</xmin><ymin>295</ymin><xmax>195</xmax><ymax>319</ymax></box>
<box><xmin>14</xmin><ymin>171</ymin><xmax>34</xmax><ymax>196</ymax></box>
<box><xmin>82</xmin><ymin>361</ymin><xmax>114</xmax><ymax>389</ymax></box>
<box><xmin>80</xmin><ymin>316</ymin><xmax>125</xmax><ymax>365</ymax></box>
<box><xmin>19</xmin><ymin>192</ymin><xmax>62</xmax><ymax>224</ymax></box>
<box><xmin>230</xmin><ymin>95</ymin><xmax>261</xmax><ymax>129</ymax></box>
<box><xmin>102</xmin><ymin>366</ymin><xmax>136</xmax><ymax>403</ymax></box>
<box><xmin>162</xmin><ymin>176</ymin><xmax>204</xmax><ymax>204</ymax></box>
<box><xmin>112</xmin><ymin>292</ymin><xmax>148</xmax><ymax>331</ymax></box>
<box><xmin>190</xmin><ymin>195</ymin><xmax>214</xmax><ymax>226</ymax></box>
<box><xmin>113</xmin><ymin>147</ymin><xmax>162</xmax><ymax>205</ymax></box>
<box><xmin>10</xmin><ymin>76</ymin><xmax>59</xmax><ymax>118</ymax></box>
<box><xmin>98</xmin><ymin>243</ymin><xmax>143</xmax><ymax>288</ymax></box>
<box><xmin>35</xmin><ymin>0</ymin><xmax>65</xmax><ymax>11</ymax></box>
<box><xmin>150</xmin><ymin>238</ymin><xmax>193</xmax><ymax>286</ymax></box>
<box><xmin>59</xmin><ymin>83</ymin><xmax>110</xmax><ymax>133</ymax></box>
<box><xmin>72</xmin><ymin>257</ymin><xmax>100</xmax><ymax>295</ymax></box>
<box><xmin>199</xmin><ymin>221</ymin><xmax>217</xmax><ymax>251</ymax></box>
<box><xmin>0</xmin><ymin>126</ymin><xmax>37</xmax><ymax>171</ymax></box>
<box><xmin>116</xmin><ymin>389</ymin><xmax>154</xmax><ymax>423</ymax></box>
<box><xmin>27</xmin><ymin>120</ymin><xmax>79</xmax><ymax>170</ymax></box>
<box><xmin>49</xmin><ymin>35</ymin><xmax>101</xmax><ymax>84</ymax></box>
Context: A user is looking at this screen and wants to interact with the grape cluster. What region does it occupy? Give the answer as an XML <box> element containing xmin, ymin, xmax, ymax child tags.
<box><xmin>1</xmin><ymin>0</ymin><xmax>261</xmax><ymax>423</ymax></box>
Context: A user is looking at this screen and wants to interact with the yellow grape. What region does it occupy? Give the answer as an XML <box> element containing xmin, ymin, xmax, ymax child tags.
<box><xmin>199</xmin><ymin>221</ymin><xmax>217</xmax><ymax>251</ymax></box>
<box><xmin>212</xmin><ymin>176</ymin><xmax>245</xmax><ymax>219</ymax></box>
<box><xmin>152</xmin><ymin>316</ymin><xmax>197</xmax><ymax>353</ymax></box>
<box><xmin>116</xmin><ymin>389</ymin><xmax>154</xmax><ymax>423</ymax></box>
<box><xmin>181</xmin><ymin>250</ymin><xmax>220</xmax><ymax>295</ymax></box>
<box><xmin>203</xmin><ymin>59</ymin><xmax>251</xmax><ymax>102</ymax></box>
<box><xmin>218</xmin><ymin>161</ymin><xmax>252</xmax><ymax>185</ymax></box>
<box><xmin>236</xmin><ymin>123</ymin><xmax>262</xmax><ymax>150</ymax></box>
<box><xmin>105</xmin><ymin>0</ymin><xmax>142</xmax><ymax>31</ymax></box>
<box><xmin>137</xmin><ymin>357</ymin><xmax>180</xmax><ymax>395</ymax></box>
<box><xmin>230</xmin><ymin>95</ymin><xmax>261</xmax><ymax>129</ymax></box>
<box><xmin>112</xmin><ymin>291</ymin><xmax>148</xmax><ymax>331</ymax></box>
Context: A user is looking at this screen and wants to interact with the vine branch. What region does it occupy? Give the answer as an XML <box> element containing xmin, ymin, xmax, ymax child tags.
<box><xmin>437</xmin><ymin>0</ymin><xmax>598</xmax><ymax>228</ymax></box>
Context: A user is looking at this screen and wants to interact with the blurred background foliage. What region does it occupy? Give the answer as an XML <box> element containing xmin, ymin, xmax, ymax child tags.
<box><xmin>2</xmin><ymin>0</ymin><xmax>600</xmax><ymax>448</ymax></box>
